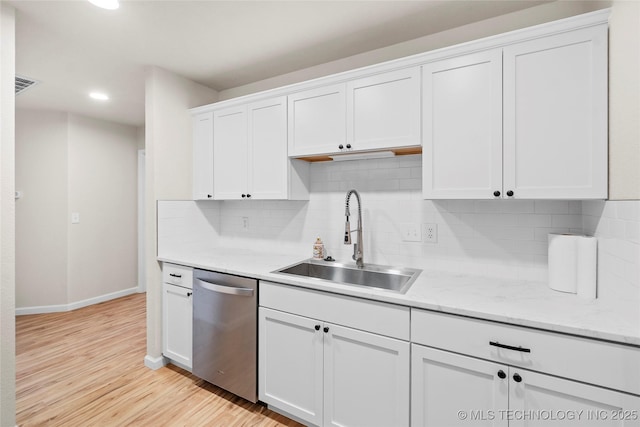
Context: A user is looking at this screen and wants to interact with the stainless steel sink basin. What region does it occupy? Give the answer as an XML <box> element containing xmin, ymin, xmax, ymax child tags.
<box><xmin>273</xmin><ymin>259</ymin><xmax>421</xmax><ymax>294</ymax></box>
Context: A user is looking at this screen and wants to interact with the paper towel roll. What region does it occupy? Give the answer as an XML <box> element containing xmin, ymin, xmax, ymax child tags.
<box><xmin>576</xmin><ymin>236</ymin><xmax>598</xmax><ymax>300</ymax></box>
<box><xmin>548</xmin><ymin>233</ymin><xmax>597</xmax><ymax>299</ymax></box>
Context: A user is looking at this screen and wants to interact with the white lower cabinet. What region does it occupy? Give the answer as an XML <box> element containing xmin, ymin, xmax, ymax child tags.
<box><xmin>323</xmin><ymin>322</ymin><xmax>409</xmax><ymax>427</ymax></box>
<box><xmin>412</xmin><ymin>345</ymin><xmax>508</xmax><ymax>427</ymax></box>
<box><xmin>510</xmin><ymin>368</ymin><xmax>640</xmax><ymax>427</ymax></box>
<box><xmin>411</xmin><ymin>307</ymin><xmax>640</xmax><ymax>427</ymax></box>
<box><xmin>259</xmin><ymin>308</ymin><xmax>323</xmax><ymax>425</ymax></box>
<box><xmin>162</xmin><ymin>264</ymin><xmax>193</xmax><ymax>370</ymax></box>
<box><xmin>412</xmin><ymin>344</ymin><xmax>640</xmax><ymax>427</ymax></box>
<box><xmin>162</xmin><ymin>283</ymin><xmax>193</xmax><ymax>369</ymax></box>
<box><xmin>257</xmin><ymin>284</ymin><xmax>639</xmax><ymax>426</ymax></box>
<box><xmin>259</xmin><ymin>305</ymin><xmax>410</xmax><ymax>427</ymax></box>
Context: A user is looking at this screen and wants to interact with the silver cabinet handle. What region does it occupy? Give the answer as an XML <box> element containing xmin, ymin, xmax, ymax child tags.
<box><xmin>195</xmin><ymin>278</ymin><xmax>254</xmax><ymax>297</ymax></box>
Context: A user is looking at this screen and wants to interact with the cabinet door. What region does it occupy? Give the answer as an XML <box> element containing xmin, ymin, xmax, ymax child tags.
<box><xmin>509</xmin><ymin>368</ymin><xmax>640</xmax><ymax>427</ymax></box>
<box><xmin>162</xmin><ymin>283</ymin><xmax>192</xmax><ymax>369</ymax></box>
<box><xmin>422</xmin><ymin>50</ymin><xmax>503</xmax><ymax>199</ymax></box>
<box><xmin>258</xmin><ymin>307</ymin><xmax>323</xmax><ymax>426</ymax></box>
<box><xmin>324</xmin><ymin>323</ymin><xmax>410</xmax><ymax>427</ymax></box>
<box><xmin>248</xmin><ymin>96</ymin><xmax>288</xmax><ymax>199</ymax></box>
<box><xmin>192</xmin><ymin>112</ymin><xmax>214</xmax><ymax>200</ymax></box>
<box><xmin>412</xmin><ymin>344</ymin><xmax>508</xmax><ymax>427</ymax></box>
<box><xmin>503</xmin><ymin>25</ymin><xmax>608</xmax><ymax>199</ymax></box>
<box><xmin>288</xmin><ymin>84</ymin><xmax>346</xmax><ymax>157</ymax></box>
<box><xmin>347</xmin><ymin>67</ymin><xmax>421</xmax><ymax>151</ymax></box>
<box><xmin>213</xmin><ymin>105</ymin><xmax>248</xmax><ymax>200</ymax></box>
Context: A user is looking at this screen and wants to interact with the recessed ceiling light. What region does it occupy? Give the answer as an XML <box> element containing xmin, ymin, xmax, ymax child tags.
<box><xmin>88</xmin><ymin>0</ymin><xmax>119</xmax><ymax>10</ymax></box>
<box><xmin>89</xmin><ymin>92</ymin><xmax>109</xmax><ymax>101</ymax></box>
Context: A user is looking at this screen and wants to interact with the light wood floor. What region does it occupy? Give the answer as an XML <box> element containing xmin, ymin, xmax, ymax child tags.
<box><xmin>16</xmin><ymin>293</ymin><xmax>304</xmax><ymax>427</ymax></box>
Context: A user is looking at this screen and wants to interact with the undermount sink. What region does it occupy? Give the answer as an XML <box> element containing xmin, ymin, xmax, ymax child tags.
<box><xmin>273</xmin><ymin>259</ymin><xmax>421</xmax><ymax>294</ymax></box>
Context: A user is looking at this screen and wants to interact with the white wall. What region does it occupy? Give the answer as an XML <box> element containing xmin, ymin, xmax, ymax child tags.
<box><xmin>136</xmin><ymin>125</ymin><xmax>145</xmax><ymax>150</ymax></box>
<box><xmin>219</xmin><ymin>1</ymin><xmax>608</xmax><ymax>101</ymax></box>
<box><xmin>15</xmin><ymin>110</ymin><xmax>68</xmax><ymax>307</ymax></box>
<box><xmin>67</xmin><ymin>114</ymin><xmax>138</xmax><ymax>303</ymax></box>
<box><xmin>608</xmin><ymin>1</ymin><xmax>640</xmax><ymax>200</ymax></box>
<box><xmin>15</xmin><ymin>110</ymin><xmax>139</xmax><ymax>312</ymax></box>
<box><xmin>144</xmin><ymin>66</ymin><xmax>218</xmax><ymax>366</ymax></box>
<box><xmin>0</xmin><ymin>3</ymin><xmax>16</xmax><ymax>426</ymax></box>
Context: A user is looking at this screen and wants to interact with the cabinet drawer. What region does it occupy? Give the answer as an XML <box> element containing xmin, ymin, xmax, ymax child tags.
<box><xmin>260</xmin><ymin>282</ymin><xmax>410</xmax><ymax>340</ymax></box>
<box><xmin>411</xmin><ymin>308</ymin><xmax>640</xmax><ymax>395</ymax></box>
<box><xmin>162</xmin><ymin>263</ymin><xmax>193</xmax><ymax>289</ymax></box>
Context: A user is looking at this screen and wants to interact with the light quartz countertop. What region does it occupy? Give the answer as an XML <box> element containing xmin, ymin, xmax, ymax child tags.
<box><xmin>158</xmin><ymin>248</ymin><xmax>640</xmax><ymax>347</ymax></box>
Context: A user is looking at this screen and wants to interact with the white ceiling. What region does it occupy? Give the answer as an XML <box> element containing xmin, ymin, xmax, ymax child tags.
<box><xmin>12</xmin><ymin>0</ymin><xmax>548</xmax><ymax>127</ymax></box>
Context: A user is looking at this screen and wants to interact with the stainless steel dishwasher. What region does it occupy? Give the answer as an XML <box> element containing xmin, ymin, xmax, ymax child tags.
<box><xmin>192</xmin><ymin>269</ymin><xmax>258</xmax><ymax>403</ymax></box>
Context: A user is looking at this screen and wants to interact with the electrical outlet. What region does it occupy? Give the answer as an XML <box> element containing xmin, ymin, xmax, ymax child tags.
<box><xmin>400</xmin><ymin>223</ymin><xmax>422</xmax><ymax>242</ymax></box>
<box><xmin>422</xmin><ymin>223</ymin><xmax>437</xmax><ymax>243</ymax></box>
<box><xmin>242</xmin><ymin>217</ymin><xmax>249</xmax><ymax>231</ymax></box>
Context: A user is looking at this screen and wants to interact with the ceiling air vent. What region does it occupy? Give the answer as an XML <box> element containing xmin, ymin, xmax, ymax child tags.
<box><xmin>15</xmin><ymin>75</ymin><xmax>39</xmax><ymax>96</ymax></box>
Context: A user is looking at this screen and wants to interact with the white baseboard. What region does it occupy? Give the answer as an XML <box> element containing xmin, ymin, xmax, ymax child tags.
<box><xmin>144</xmin><ymin>354</ymin><xmax>168</xmax><ymax>370</ymax></box>
<box><xmin>16</xmin><ymin>287</ymin><xmax>140</xmax><ymax>315</ymax></box>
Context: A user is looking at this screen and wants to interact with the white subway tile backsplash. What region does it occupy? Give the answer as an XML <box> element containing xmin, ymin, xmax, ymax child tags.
<box><xmin>551</xmin><ymin>214</ymin><xmax>583</xmax><ymax>228</ymax></box>
<box><xmin>516</xmin><ymin>214</ymin><xmax>552</xmax><ymax>227</ymax></box>
<box><xmin>582</xmin><ymin>200</ymin><xmax>640</xmax><ymax>304</ymax></box>
<box><xmin>617</xmin><ymin>202</ymin><xmax>639</xmax><ymax>220</ymax></box>
<box><xmin>446</xmin><ymin>200</ymin><xmax>476</xmax><ymax>213</ymax></box>
<box><xmin>568</xmin><ymin>200</ymin><xmax>582</xmax><ymax>215</ymax></box>
<box><xmin>534</xmin><ymin>200</ymin><xmax>569</xmax><ymax>214</ymax></box>
<box><xmin>626</xmin><ymin>221</ymin><xmax>640</xmax><ymax>243</ymax></box>
<box><xmin>475</xmin><ymin>200</ymin><xmax>535</xmax><ymax>214</ymax></box>
<box><xmin>157</xmin><ymin>157</ymin><xmax>640</xmax><ymax>297</ymax></box>
<box><xmin>399</xmin><ymin>178</ymin><xmax>421</xmax><ymax>190</ymax></box>
<box><xmin>533</xmin><ymin>227</ymin><xmax>573</xmax><ymax>241</ymax></box>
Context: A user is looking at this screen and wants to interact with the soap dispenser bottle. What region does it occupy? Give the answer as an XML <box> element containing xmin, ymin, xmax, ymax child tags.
<box><xmin>313</xmin><ymin>237</ymin><xmax>325</xmax><ymax>259</ymax></box>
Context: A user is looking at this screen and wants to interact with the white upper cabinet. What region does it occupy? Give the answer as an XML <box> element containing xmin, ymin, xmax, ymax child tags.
<box><xmin>288</xmin><ymin>67</ymin><xmax>421</xmax><ymax>157</ymax></box>
<box><xmin>248</xmin><ymin>97</ymin><xmax>288</xmax><ymax>199</ymax></box>
<box><xmin>422</xmin><ymin>50</ymin><xmax>503</xmax><ymax>199</ymax></box>
<box><xmin>192</xmin><ymin>112</ymin><xmax>214</xmax><ymax>200</ymax></box>
<box><xmin>192</xmin><ymin>10</ymin><xmax>609</xmax><ymax>200</ymax></box>
<box><xmin>213</xmin><ymin>105</ymin><xmax>248</xmax><ymax>200</ymax></box>
<box><xmin>214</xmin><ymin>97</ymin><xmax>309</xmax><ymax>200</ymax></box>
<box><xmin>423</xmin><ymin>23</ymin><xmax>608</xmax><ymax>200</ymax></box>
<box><xmin>503</xmin><ymin>25</ymin><xmax>608</xmax><ymax>200</ymax></box>
<box><xmin>288</xmin><ymin>84</ymin><xmax>347</xmax><ymax>157</ymax></box>
<box><xmin>346</xmin><ymin>67</ymin><xmax>421</xmax><ymax>152</ymax></box>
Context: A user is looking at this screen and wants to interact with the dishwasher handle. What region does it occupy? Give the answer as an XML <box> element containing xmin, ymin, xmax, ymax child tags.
<box><xmin>195</xmin><ymin>278</ymin><xmax>254</xmax><ymax>297</ymax></box>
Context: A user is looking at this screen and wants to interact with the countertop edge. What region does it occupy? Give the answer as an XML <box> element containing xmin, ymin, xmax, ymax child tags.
<box><xmin>157</xmin><ymin>255</ymin><xmax>640</xmax><ymax>347</ymax></box>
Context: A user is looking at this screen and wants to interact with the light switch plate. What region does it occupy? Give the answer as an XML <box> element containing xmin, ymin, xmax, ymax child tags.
<box><xmin>71</xmin><ymin>212</ymin><xmax>80</xmax><ymax>224</ymax></box>
<box><xmin>401</xmin><ymin>223</ymin><xmax>421</xmax><ymax>242</ymax></box>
